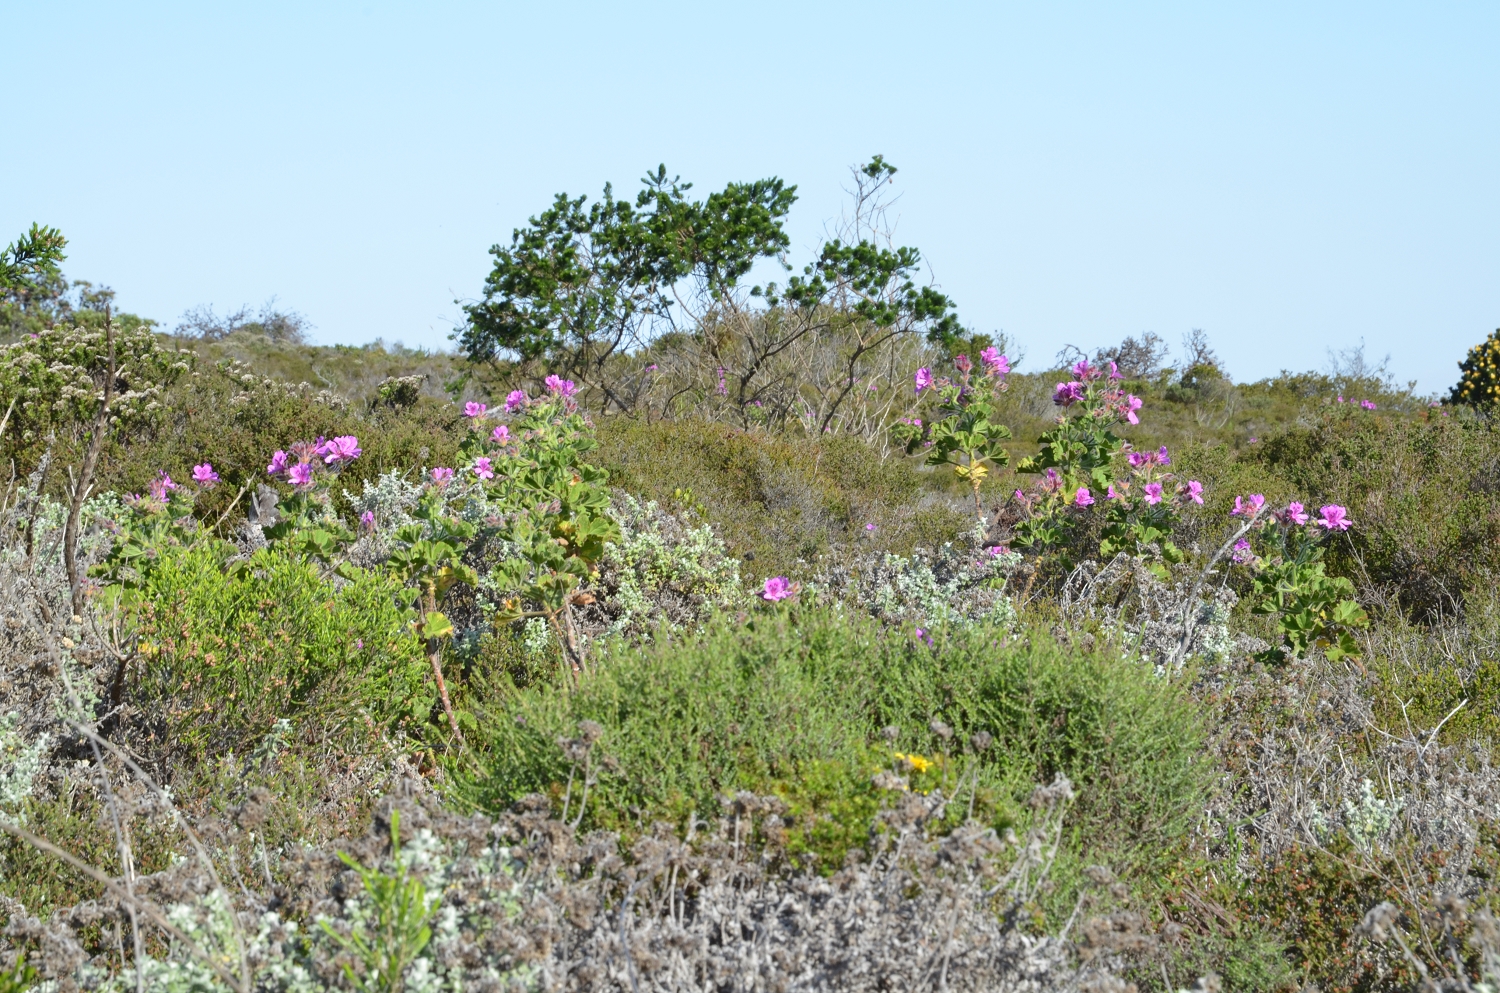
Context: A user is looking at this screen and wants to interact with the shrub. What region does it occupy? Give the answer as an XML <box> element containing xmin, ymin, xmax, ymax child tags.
<box><xmin>127</xmin><ymin>542</ymin><xmax>431</xmax><ymax>772</ymax></box>
<box><xmin>1449</xmin><ymin>327</ymin><xmax>1500</xmax><ymax>409</ymax></box>
<box><xmin>457</xmin><ymin>607</ymin><xmax>1207</xmax><ymax>911</ymax></box>
<box><xmin>593</xmin><ymin>416</ymin><xmax>969</xmax><ymax>578</ymax></box>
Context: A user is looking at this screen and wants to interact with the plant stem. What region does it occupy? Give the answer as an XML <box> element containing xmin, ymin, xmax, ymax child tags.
<box><xmin>65</xmin><ymin>314</ymin><xmax>115</xmax><ymax>617</ymax></box>
<box><xmin>422</xmin><ymin>589</ymin><xmax>462</xmax><ymax>742</ymax></box>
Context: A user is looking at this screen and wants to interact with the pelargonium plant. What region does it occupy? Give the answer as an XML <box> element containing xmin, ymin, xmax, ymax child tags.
<box><xmin>1095</xmin><ymin>445</ymin><xmax>1204</xmax><ymax>571</ymax></box>
<box><xmin>1229</xmin><ymin>495</ymin><xmax>1368</xmax><ymax>664</ymax></box>
<box><xmin>457</xmin><ymin>375</ymin><xmax>617</xmax><ymax>677</ymax></box>
<box><xmin>263</xmin><ymin>435</ymin><xmax>365</xmax><ymax>562</ymax></box>
<box><xmin>890</xmin><ymin>349</ymin><xmax>1014</xmax><ymax>522</ymax></box>
<box><xmin>1018</xmin><ymin>358</ymin><xmax>1141</xmax><ymax>493</ymax></box>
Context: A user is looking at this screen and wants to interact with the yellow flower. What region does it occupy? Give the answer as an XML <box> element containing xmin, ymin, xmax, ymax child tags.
<box><xmin>893</xmin><ymin>751</ymin><xmax>933</xmax><ymax>774</ymax></box>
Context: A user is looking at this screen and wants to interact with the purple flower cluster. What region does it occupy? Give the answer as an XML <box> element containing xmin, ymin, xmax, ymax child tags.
<box><xmin>1233</xmin><ymin>496</ymin><xmax>1351</xmax><ymax>531</ymax></box>
<box><xmin>544</xmin><ymin>374</ymin><xmax>578</xmax><ymax>398</ymax></box>
<box><xmin>1051</xmin><ymin>359</ymin><xmax>1142</xmax><ymax>424</ymax></box>
<box><xmin>464</xmin><ymin>401</ymin><xmax>488</xmax><ymax>418</ymax></box>
<box><xmin>505</xmin><ymin>389</ymin><xmax>528</xmax><ymax>413</ymax></box>
<box><xmin>267</xmin><ymin>435</ymin><xmax>361</xmax><ymax>491</ymax></box>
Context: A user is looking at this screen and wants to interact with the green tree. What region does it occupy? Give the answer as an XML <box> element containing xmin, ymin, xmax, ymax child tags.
<box><xmin>459</xmin><ymin>159</ymin><xmax>962</xmax><ymax>429</ymax></box>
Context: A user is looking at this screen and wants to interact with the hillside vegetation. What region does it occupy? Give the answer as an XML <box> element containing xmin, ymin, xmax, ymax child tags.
<box><xmin>2</xmin><ymin>196</ymin><xmax>1500</xmax><ymax>991</ymax></box>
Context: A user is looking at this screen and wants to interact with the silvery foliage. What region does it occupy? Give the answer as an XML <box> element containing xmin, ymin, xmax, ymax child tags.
<box><xmin>812</xmin><ymin>523</ymin><xmax>1020</xmax><ymax>630</ymax></box>
<box><xmin>61</xmin><ymin>820</ymin><xmax>528</xmax><ymax>993</ymax></box>
<box><xmin>0</xmin><ymin>461</ymin><xmax>113</xmax><ymax>747</ymax></box>
<box><xmin>581</xmin><ymin>495</ymin><xmax>743</xmax><ymax>640</ymax></box>
<box><xmin>1058</xmin><ymin>555</ymin><xmax>1255</xmax><ymax>674</ymax></box>
<box><xmin>0</xmin><ymin>713</ymin><xmax>48</xmax><ymax>822</ymax></box>
<box><xmin>521</xmin><ymin>616</ymin><xmax>552</xmax><ymax>657</ymax></box>
<box><xmin>348</xmin><ymin>483</ymin><xmax>748</xmax><ymax>645</ymax></box>
<box><xmin>21</xmin><ymin>782</ymin><xmax>1129</xmax><ymax>993</ymax></box>
<box><xmin>1341</xmin><ymin>778</ymin><xmax>1404</xmax><ymax>853</ymax></box>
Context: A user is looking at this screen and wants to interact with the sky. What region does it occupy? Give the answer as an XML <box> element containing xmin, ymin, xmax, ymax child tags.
<box><xmin>3</xmin><ymin>1</ymin><xmax>1497</xmax><ymax>393</ymax></box>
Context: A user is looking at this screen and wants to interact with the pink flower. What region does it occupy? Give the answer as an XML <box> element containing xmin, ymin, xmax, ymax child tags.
<box><xmin>544</xmin><ymin>374</ymin><xmax>578</xmax><ymax>397</ymax></box>
<box><xmin>914</xmin><ymin>367</ymin><xmax>933</xmax><ymax>393</ymax></box>
<box><xmin>1108</xmin><ymin>361</ymin><xmax>1122</xmax><ymax>381</ymax></box>
<box><xmin>987</xmin><ymin>544</ymin><xmax>1009</xmax><ymax>557</ymax></box>
<box><xmin>762</xmin><ymin>576</ymin><xmax>793</xmax><ymax>602</ymax></box>
<box><xmin>492</xmin><ymin>424</ymin><xmax>510</xmax><ymax>443</ymax></box>
<box><xmin>473</xmin><ymin>457</ymin><xmax>495</xmax><ymax>480</ymax></box>
<box><xmin>1071</xmin><ymin>358</ymin><xmax>1093</xmax><ymax>380</ymax></box>
<box><xmin>1317</xmin><ymin>504</ymin><xmax>1351</xmax><ymax>531</ymax></box>
<box><xmin>1284</xmin><ymin>501</ymin><xmax>1309</xmax><ymax>525</ymax></box>
<box><xmin>505</xmin><ymin>389</ymin><xmax>528</xmax><ymax>412</ymax></box>
<box><xmin>320</xmin><ymin>435</ymin><xmax>362</xmax><ymax>464</ymax></box>
<box><xmin>980</xmin><ymin>347</ymin><xmax>1010</xmax><ymax>377</ymax></box>
<box><xmin>192</xmin><ymin>463</ymin><xmax>219</xmax><ymax>486</ymax></box>
<box><xmin>1360</xmin><ymin>400</ymin><xmax>1377</xmax><ymax>411</ymax></box>
<box><xmin>1231</xmin><ymin>494</ymin><xmax>1266</xmax><ymax>517</ymax></box>
<box><xmin>1127</xmin><ymin>451</ymin><xmax>1148</xmax><ymax>468</ymax></box>
<box><xmin>267</xmin><ymin>450</ymin><xmax>290</xmax><ymax>476</ymax></box>
<box><xmin>1053</xmin><ymin>381</ymin><xmax>1085</xmax><ymax>406</ymax></box>
<box><xmin>716</xmin><ymin>367</ymin><xmax>728</xmax><ymax>396</ymax></box>
<box><xmin>953</xmin><ymin>353</ymin><xmax>972</xmax><ymax>374</ymax></box>
<box><xmin>865</xmin><ymin>523</ymin><xmax>877</xmax><ymax>532</ymax></box>
<box><xmin>1231</xmin><ymin>539</ymin><xmax>1254</xmax><ymax>564</ymax></box>
<box><xmin>1075</xmin><ymin>487</ymin><xmax>1094</xmax><ymax>507</ymax></box>
<box><xmin>464</xmin><ymin>401</ymin><xmax>487</xmax><ymax>418</ymax></box>
<box><xmin>431</xmin><ymin>467</ymin><xmax>455</xmax><ymax>486</ymax></box>
<box><xmin>360</xmin><ymin>510</ymin><xmax>375</xmax><ymax>531</ymax></box>
<box><xmin>1107</xmin><ymin>484</ymin><xmax>1122</xmax><ymax>500</ymax></box>
<box><xmin>1157</xmin><ymin>445</ymin><xmax>1171</xmax><ymax>465</ymax></box>
<box><xmin>1143</xmin><ymin>482</ymin><xmax>1164</xmax><ymax>505</ymax></box>
<box><xmin>288</xmin><ymin>462</ymin><xmax>314</xmax><ymax>488</ymax></box>
<box><xmin>645</xmin><ymin>363</ymin><xmax>658</xmax><ymax>372</ymax></box>
<box><xmin>148</xmin><ymin>472</ymin><xmax>179</xmax><ymax>502</ymax></box>
<box><xmin>1182</xmin><ymin>480</ymin><xmax>1204</xmax><ymax>505</ymax></box>
<box><xmin>1123</xmin><ymin>394</ymin><xmax>1143</xmax><ymax>425</ymax></box>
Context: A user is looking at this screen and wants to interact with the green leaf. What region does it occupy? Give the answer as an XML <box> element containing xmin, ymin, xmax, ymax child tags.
<box><xmin>422</xmin><ymin>611</ymin><xmax>455</xmax><ymax>640</ymax></box>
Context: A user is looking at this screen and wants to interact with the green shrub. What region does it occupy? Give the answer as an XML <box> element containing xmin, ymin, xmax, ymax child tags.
<box><xmin>457</xmin><ymin>607</ymin><xmax>1207</xmax><ymax>906</ymax></box>
<box><xmin>128</xmin><ymin>542</ymin><xmax>431</xmax><ymax>770</ymax></box>
<box><xmin>593</xmin><ymin>417</ymin><xmax>969</xmax><ymax>578</ymax></box>
<box><xmin>1247</xmin><ymin>410</ymin><xmax>1500</xmax><ymax>613</ymax></box>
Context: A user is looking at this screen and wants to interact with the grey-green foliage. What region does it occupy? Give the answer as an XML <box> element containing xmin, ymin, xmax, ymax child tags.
<box><xmin>86</xmin><ymin>821</ymin><xmax>525</xmax><ymax>993</ymax></box>
<box><xmin>814</xmin><ymin>524</ymin><xmax>1020</xmax><ymax>630</ymax></box>
<box><xmin>589</xmin><ymin>495</ymin><xmax>742</xmax><ymax>638</ymax></box>
<box><xmin>0</xmin><ymin>714</ymin><xmax>48</xmax><ymax>822</ymax></box>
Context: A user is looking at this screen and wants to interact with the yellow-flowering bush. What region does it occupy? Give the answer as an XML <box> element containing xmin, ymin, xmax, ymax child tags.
<box><xmin>1449</xmin><ymin>327</ymin><xmax>1500</xmax><ymax>407</ymax></box>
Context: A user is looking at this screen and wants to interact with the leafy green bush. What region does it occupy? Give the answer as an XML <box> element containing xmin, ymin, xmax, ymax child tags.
<box><xmin>1247</xmin><ymin>409</ymin><xmax>1500</xmax><ymax>613</ymax></box>
<box><xmin>128</xmin><ymin>542</ymin><xmax>431</xmax><ymax>769</ymax></box>
<box><xmin>594</xmin><ymin>417</ymin><xmax>969</xmax><ymax>577</ymax></box>
<box><xmin>457</xmin><ymin>607</ymin><xmax>1207</xmax><ymax>901</ymax></box>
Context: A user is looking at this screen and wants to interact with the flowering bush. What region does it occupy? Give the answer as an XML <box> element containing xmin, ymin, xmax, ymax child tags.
<box><xmin>1231</xmin><ymin>496</ymin><xmax>1368</xmax><ymax>663</ymax></box>
<box><xmin>1009</xmin><ymin>361</ymin><xmax>1202</xmax><ymax>572</ymax></box>
<box><xmin>1019</xmin><ymin>358</ymin><xmax>1142</xmax><ymax>490</ymax></box>
<box><xmin>461</xmin><ymin>377</ymin><xmax>617</xmax><ymax>673</ymax></box>
<box><xmin>890</xmin><ymin>349</ymin><xmax>1013</xmax><ymax>521</ymax></box>
<box><xmin>1448</xmin><ymin>326</ymin><xmax>1500</xmax><ymax>408</ymax></box>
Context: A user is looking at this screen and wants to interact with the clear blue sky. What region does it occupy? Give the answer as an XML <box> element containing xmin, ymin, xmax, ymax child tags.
<box><xmin>4</xmin><ymin>1</ymin><xmax>1496</xmax><ymax>393</ymax></box>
